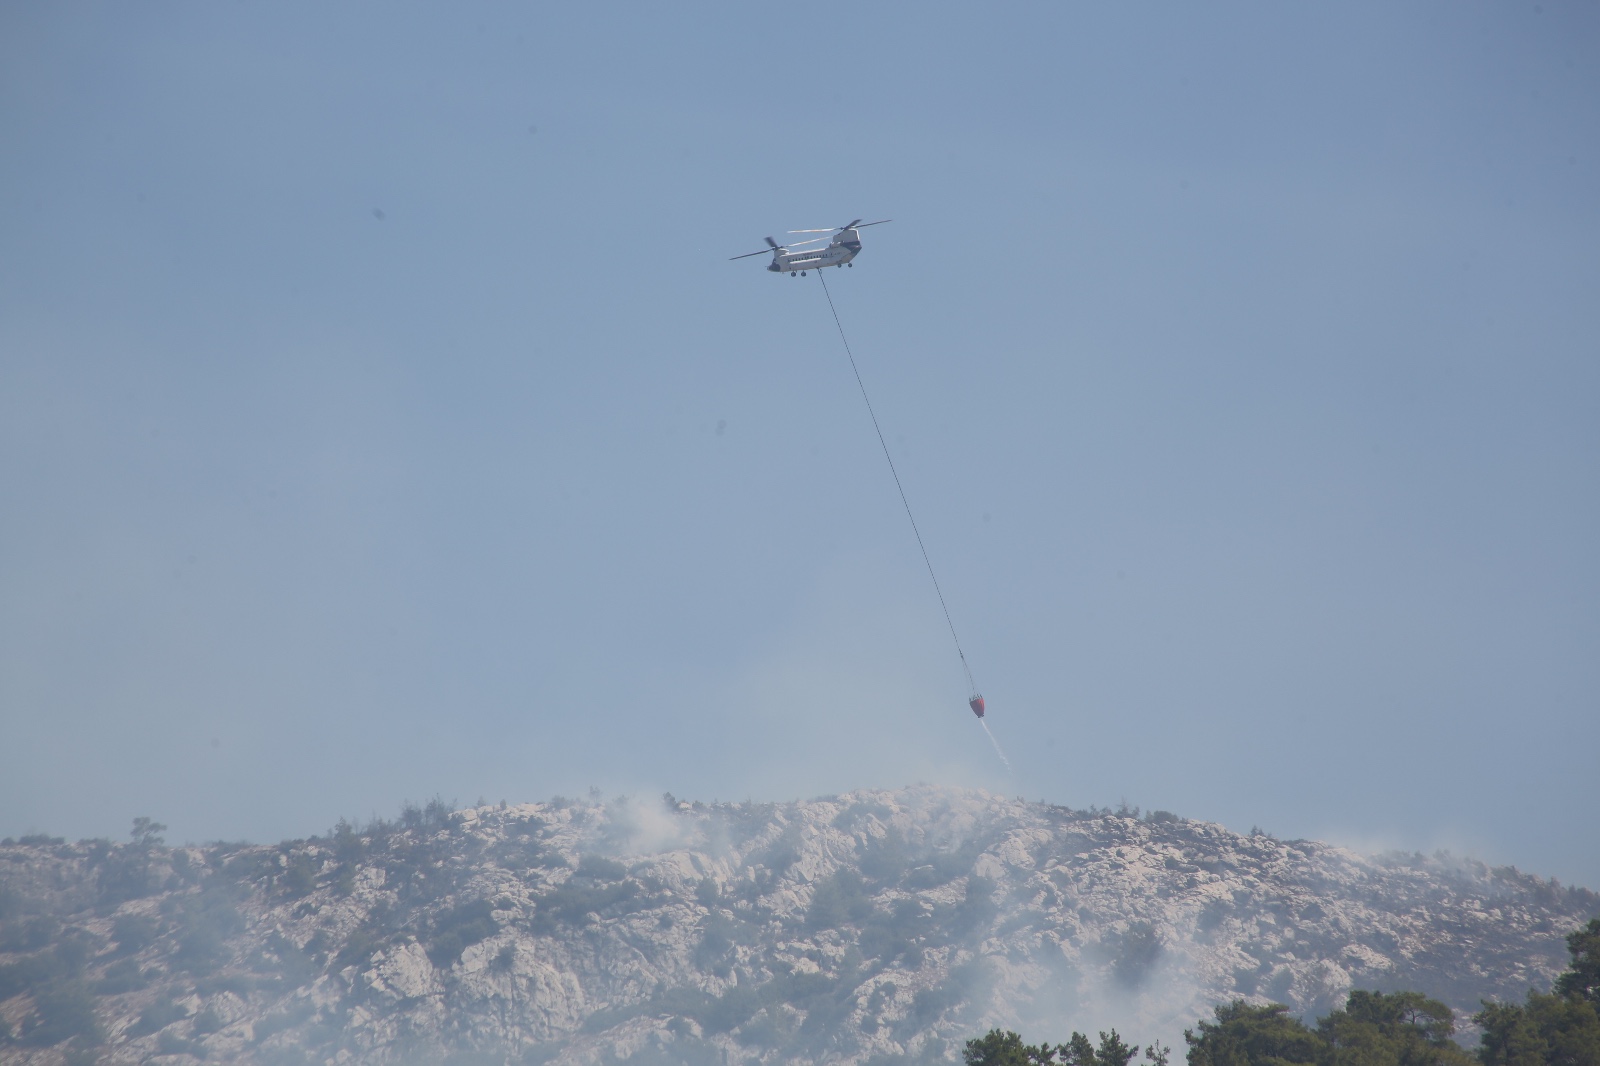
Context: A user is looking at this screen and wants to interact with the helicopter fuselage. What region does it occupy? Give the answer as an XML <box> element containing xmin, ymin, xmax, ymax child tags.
<box><xmin>732</xmin><ymin>221</ymin><xmax>888</xmax><ymax>274</ymax></box>
<box><xmin>769</xmin><ymin>232</ymin><xmax>863</xmax><ymax>273</ymax></box>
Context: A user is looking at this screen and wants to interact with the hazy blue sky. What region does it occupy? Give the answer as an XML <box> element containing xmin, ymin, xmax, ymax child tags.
<box><xmin>3</xmin><ymin>4</ymin><xmax>1596</xmax><ymax>888</ymax></box>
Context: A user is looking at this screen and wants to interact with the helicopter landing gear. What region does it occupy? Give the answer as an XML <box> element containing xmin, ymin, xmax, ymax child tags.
<box><xmin>790</xmin><ymin>271</ymin><xmax>797</xmax><ymax>277</ymax></box>
<box><xmin>847</xmin><ymin>262</ymin><xmax>853</xmax><ymax>267</ymax></box>
<box><xmin>801</xmin><ymin>271</ymin><xmax>807</xmax><ymax>276</ymax></box>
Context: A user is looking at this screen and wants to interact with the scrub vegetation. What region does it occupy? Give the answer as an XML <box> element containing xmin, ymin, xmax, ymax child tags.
<box><xmin>0</xmin><ymin>792</ymin><xmax>1594</xmax><ymax>1066</ymax></box>
<box><xmin>968</xmin><ymin>918</ymin><xmax>1600</xmax><ymax>1066</ymax></box>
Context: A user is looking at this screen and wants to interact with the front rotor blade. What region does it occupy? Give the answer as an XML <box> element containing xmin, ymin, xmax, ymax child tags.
<box><xmin>787</xmin><ymin>228</ymin><xmax>836</xmax><ymax>233</ymax></box>
<box><xmin>729</xmin><ymin>249</ymin><xmax>775</xmax><ymax>260</ymax></box>
<box><xmin>856</xmin><ymin>219</ymin><xmax>892</xmax><ymax>228</ymax></box>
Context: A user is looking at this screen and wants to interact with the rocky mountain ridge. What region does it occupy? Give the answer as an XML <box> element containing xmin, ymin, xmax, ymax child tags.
<box><xmin>2</xmin><ymin>786</ymin><xmax>1595</xmax><ymax>1066</ymax></box>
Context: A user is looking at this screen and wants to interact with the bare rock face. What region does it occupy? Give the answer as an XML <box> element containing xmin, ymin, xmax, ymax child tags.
<box><xmin>1</xmin><ymin>786</ymin><xmax>1595</xmax><ymax>1065</ymax></box>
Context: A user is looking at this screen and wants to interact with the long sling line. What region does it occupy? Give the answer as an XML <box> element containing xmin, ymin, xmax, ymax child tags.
<box><xmin>816</xmin><ymin>270</ymin><xmax>977</xmax><ymax>698</ymax></box>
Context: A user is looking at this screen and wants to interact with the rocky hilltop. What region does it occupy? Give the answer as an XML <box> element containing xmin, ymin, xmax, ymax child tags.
<box><xmin>1</xmin><ymin>787</ymin><xmax>1595</xmax><ymax>1066</ymax></box>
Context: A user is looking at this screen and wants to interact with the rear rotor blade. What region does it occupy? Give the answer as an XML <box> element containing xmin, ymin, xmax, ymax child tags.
<box><xmin>731</xmin><ymin>236</ymin><xmax>830</xmax><ymax>259</ymax></box>
<box><xmin>790</xmin><ymin>218</ymin><xmax>890</xmax><ymax>233</ymax></box>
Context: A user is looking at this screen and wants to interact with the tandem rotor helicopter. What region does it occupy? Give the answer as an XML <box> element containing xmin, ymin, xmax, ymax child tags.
<box><xmin>729</xmin><ymin>219</ymin><xmax>891</xmax><ymax>275</ymax></box>
<box><xmin>728</xmin><ymin>213</ymin><xmax>1001</xmax><ymax>751</ymax></box>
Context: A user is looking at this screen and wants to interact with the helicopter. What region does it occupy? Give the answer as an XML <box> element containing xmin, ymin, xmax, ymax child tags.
<box><xmin>730</xmin><ymin>219</ymin><xmax>891</xmax><ymax>275</ymax></box>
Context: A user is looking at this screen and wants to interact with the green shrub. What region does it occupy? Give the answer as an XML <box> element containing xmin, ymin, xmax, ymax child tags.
<box><xmin>96</xmin><ymin>850</ymin><xmax>156</xmax><ymax>906</ymax></box>
<box><xmin>858</xmin><ymin>899</ymin><xmax>926</xmax><ymax>965</ymax></box>
<box><xmin>94</xmin><ymin>958</ymin><xmax>146</xmax><ymax>995</ymax></box>
<box><xmin>333</xmin><ymin>925</ymin><xmax>385</xmax><ymax>971</ymax></box>
<box><xmin>156</xmin><ymin>1029</ymin><xmax>196</xmax><ymax>1057</ymax></box>
<box><xmin>575</xmin><ymin>854</ymin><xmax>628</xmax><ymax>881</ymax></box>
<box><xmin>1112</xmin><ymin>922</ymin><xmax>1162</xmax><ymax>988</ymax></box>
<box><xmin>805</xmin><ymin>870</ymin><xmax>874</xmax><ymax>931</ymax></box>
<box><xmin>0</xmin><ymin>914</ymin><xmax>59</xmax><ymax>953</ymax></box>
<box><xmin>528</xmin><ymin>877</ymin><xmax>638</xmax><ymax>932</ymax></box>
<box><xmin>110</xmin><ymin>913</ymin><xmax>159</xmax><ymax>955</ymax></box>
<box><xmin>946</xmin><ymin>876</ymin><xmax>997</xmax><ymax>940</ymax></box>
<box><xmin>280</xmin><ymin>854</ymin><xmax>318</xmax><ymax>899</ymax></box>
<box><xmin>221</xmin><ymin>850</ymin><xmax>278</xmax><ymax>883</ymax></box>
<box><xmin>54</xmin><ymin>929</ymin><xmax>98</xmax><ymax>977</ymax></box>
<box><xmin>860</xmin><ymin>830</ymin><xmax>913</xmax><ymax>884</ymax></box>
<box><xmin>912</xmin><ymin>982</ymin><xmax>962</xmax><ymax>1024</ymax></box>
<box><xmin>195</xmin><ymin>974</ymin><xmax>258</xmax><ymax>997</ymax></box>
<box><xmin>172</xmin><ymin>888</ymin><xmax>242</xmax><ymax>975</ymax></box>
<box><xmin>192</xmin><ymin>1006</ymin><xmax>226</xmax><ymax>1034</ymax></box>
<box><xmin>175</xmin><ymin>925</ymin><xmax>227</xmax><ymax>974</ymax></box>
<box><xmin>128</xmin><ymin>995</ymin><xmax>187</xmax><ymax>1037</ymax></box>
<box><xmin>253</xmin><ymin>933</ymin><xmax>317</xmax><ymax>986</ymax></box>
<box><xmin>427</xmin><ymin>900</ymin><xmax>498</xmax><ymax>968</ymax></box>
<box><xmin>329</xmin><ymin>819</ymin><xmax>365</xmax><ymax>864</ymax></box>
<box><xmin>0</xmin><ymin>952</ymin><xmax>66</xmax><ymax>999</ymax></box>
<box><xmin>251</xmin><ymin>1000</ymin><xmax>314</xmax><ymax>1044</ymax></box>
<box><xmin>738</xmin><ymin>1005</ymin><xmax>800</xmax><ymax>1048</ymax></box>
<box><xmin>258</xmin><ymin>1046</ymin><xmax>312</xmax><ymax>1066</ymax></box>
<box><xmin>697</xmin><ymin>983</ymin><xmax>760</xmax><ymax>1034</ymax></box>
<box><xmin>399</xmin><ymin>796</ymin><xmax>456</xmax><ymax>833</ymax></box>
<box><xmin>24</xmin><ymin>980</ymin><xmax>103</xmax><ymax>1046</ymax></box>
<box><xmin>303</xmin><ymin>1011</ymin><xmax>346</xmax><ymax>1048</ymax></box>
<box><xmin>694</xmin><ymin>909</ymin><xmax>758</xmax><ymax>975</ymax></box>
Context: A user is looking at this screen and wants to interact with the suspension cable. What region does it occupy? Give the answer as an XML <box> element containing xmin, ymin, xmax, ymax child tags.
<box><xmin>816</xmin><ymin>270</ymin><xmax>977</xmax><ymax>696</ymax></box>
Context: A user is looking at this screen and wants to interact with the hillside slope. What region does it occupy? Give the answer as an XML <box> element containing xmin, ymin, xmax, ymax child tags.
<box><xmin>2</xmin><ymin>786</ymin><xmax>1595</xmax><ymax>1065</ymax></box>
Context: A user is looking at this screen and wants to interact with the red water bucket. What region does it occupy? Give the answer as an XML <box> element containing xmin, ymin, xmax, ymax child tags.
<box><xmin>968</xmin><ymin>694</ymin><xmax>986</xmax><ymax>718</ymax></box>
